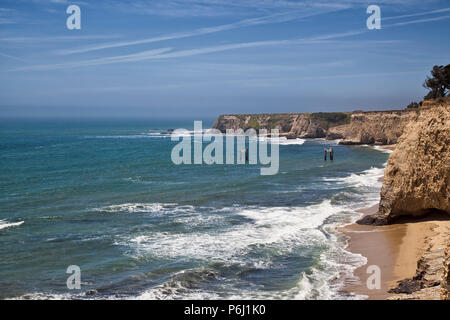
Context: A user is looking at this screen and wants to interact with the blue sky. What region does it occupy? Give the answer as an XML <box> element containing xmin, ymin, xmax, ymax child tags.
<box><xmin>0</xmin><ymin>0</ymin><xmax>449</xmax><ymax>119</ymax></box>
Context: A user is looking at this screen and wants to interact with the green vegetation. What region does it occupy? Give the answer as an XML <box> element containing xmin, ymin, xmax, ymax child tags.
<box><xmin>246</xmin><ymin>118</ymin><xmax>261</xmax><ymax>130</ymax></box>
<box><xmin>309</xmin><ymin>112</ymin><xmax>351</xmax><ymax>129</ymax></box>
<box><xmin>406</xmin><ymin>102</ymin><xmax>420</xmax><ymax>109</ymax></box>
<box><xmin>223</xmin><ymin>112</ymin><xmax>352</xmax><ymax>131</ymax></box>
<box><xmin>423</xmin><ymin>64</ymin><xmax>450</xmax><ymax>100</ymax></box>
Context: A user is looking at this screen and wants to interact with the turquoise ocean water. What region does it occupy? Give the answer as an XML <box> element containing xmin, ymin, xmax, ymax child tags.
<box><xmin>0</xmin><ymin>119</ymin><xmax>390</xmax><ymax>299</ymax></box>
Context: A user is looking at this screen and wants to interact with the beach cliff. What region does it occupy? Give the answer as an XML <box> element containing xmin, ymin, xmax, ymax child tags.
<box><xmin>355</xmin><ymin>97</ymin><xmax>450</xmax><ymax>300</ymax></box>
<box><xmin>359</xmin><ymin>98</ymin><xmax>450</xmax><ymax>225</ymax></box>
<box><xmin>212</xmin><ymin>109</ymin><xmax>418</xmax><ymax>145</ymax></box>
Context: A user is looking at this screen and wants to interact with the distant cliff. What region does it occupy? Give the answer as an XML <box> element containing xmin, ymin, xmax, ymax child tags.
<box><xmin>212</xmin><ymin>113</ymin><xmax>350</xmax><ymax>138</ymax></box>
<box><xmin>212</xmin><ymin>109</ymin><xmax>419</xmax><ymax>145</ymax></box>
<box><xmin>328</xmin><ymin>110</ymin><xmax>419</xmax><ymax>145</ymax></box>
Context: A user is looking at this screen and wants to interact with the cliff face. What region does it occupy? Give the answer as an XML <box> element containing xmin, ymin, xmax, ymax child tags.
<box><xmin>328</xmin><ymin>110</ymin><xmax>418</xmax><ymax>145</ymax></box>
<box><xmin>212</xmin><ymin>110</ymin><xmax>417</xmax><ymax>145</ymax></box>
<box><xmin>374</xmin><ymin>98</ymin><xmax>450</xmax><ymax>222</ymax></box>
<box><xmin>211</xmin><ymin>113</ymin><xmax>351</xmax><ymax>138</ymax></box>
<box><xmin>212</xmin><ymin>114</ymin><xmax>299</xmax><ymax>134</ymax></box>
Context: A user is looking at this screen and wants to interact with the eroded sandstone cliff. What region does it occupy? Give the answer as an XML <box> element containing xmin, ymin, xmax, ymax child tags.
<box><xmin>328</xmin><ymin>110</ymin><xmax>418</xmax><ymax>145</ymax></box>
<box><xmin>360</xmin><ymin>98</ymin><xmax>450</xmax><ymax>225</ymax></box>
<box><xmin>212</xmin><ymin>113</ymin><xmax>351</xmax><ymax>138</ymax></box>
<box><xmin>212</xmin><ymin>109</ymin><xmax>418</xmax><ymax>145</ymax></box>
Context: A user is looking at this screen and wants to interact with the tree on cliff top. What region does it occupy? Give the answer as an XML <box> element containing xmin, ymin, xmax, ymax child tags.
<box><xmin>423</xmin><ymin>64</ymin><xmax>450</xmax><ymax>100</ymax></box>
<box><xmin>406</xmin><ymin>102</ymin><xmax>420</xmax><ymax>109</ymax></box>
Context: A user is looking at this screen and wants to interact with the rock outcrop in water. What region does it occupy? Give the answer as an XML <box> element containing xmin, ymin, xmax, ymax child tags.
<box><xmin>212</xmin><ymin>109</ymin><xmax>418</xmax><ymax>145</ymax></box>
<box><xmin>359</xmin><ymin>98</ymin><xmax>450</xmax><ymax>225</ymax></box>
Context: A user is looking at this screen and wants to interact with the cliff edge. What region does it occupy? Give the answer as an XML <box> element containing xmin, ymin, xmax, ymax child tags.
<box><xmin>359</xmin><ymin>98</ymin><xmax>450</xmax><ymax>225</ymax></box>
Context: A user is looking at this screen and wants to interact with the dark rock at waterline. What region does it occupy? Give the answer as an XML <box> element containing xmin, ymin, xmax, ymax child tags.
<box><xmin>85</xmin><ymin>289</ymin><xmax>98</xmax><ymax>296</ymax></box>
<box><xmin>389</xmin><ymin>279</ymin><xmax>423</xmax><ymax>294</ymax></box>
<box><xmin>356</xmin><ymin>213</ymin><xmax>391</xmax><ymax>226</ymax></box>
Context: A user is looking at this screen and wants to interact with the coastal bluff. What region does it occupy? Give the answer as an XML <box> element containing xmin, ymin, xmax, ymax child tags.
<box><xmin>358</xmin><ymin>97</ymin><xmax>449</xmax><ymax>300</ymax></box>
<box><xmin>360</xmin><ymin>98</ymin><xmax>450</xmax><ymax>225</ymax></box>
<box><xmin>212</xmin><ymin>109</ymin><xmax>418</xmax><ymax>145</ymax></box>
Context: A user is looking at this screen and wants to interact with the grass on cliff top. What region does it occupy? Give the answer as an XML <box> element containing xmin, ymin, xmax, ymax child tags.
<box><xmin>217</xmin><ymin>112</ymin><xmax>352</xmax><ymax>130</ymax></box>
<box><xmin>309</xmin><ymin>112</ymin><xmax>351</xmax><ymax>129</ymax></box>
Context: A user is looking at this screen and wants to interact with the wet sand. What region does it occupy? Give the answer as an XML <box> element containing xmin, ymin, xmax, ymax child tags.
<box><xmin>339</xmin><ymin>205</ymin><xmax>446</xmax><ymax>300</ymax></box>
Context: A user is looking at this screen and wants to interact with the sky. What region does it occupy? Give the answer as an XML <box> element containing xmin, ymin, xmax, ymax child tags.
<box><xmin>0</xmin><ymin>0</ymin><xmax>449</xmax><ymax>119</ymax></box>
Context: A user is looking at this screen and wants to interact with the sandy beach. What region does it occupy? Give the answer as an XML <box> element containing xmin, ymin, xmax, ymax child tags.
<box><xmin>340</xmin><ymin>205</ymin><xmax>450</xmax><ymax>300</ymax></box>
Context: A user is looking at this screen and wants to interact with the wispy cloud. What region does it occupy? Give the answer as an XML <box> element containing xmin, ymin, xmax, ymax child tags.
<box><xmin>12</xmin><ymin>48</ymin><xmax>172</xmax><ymax>71</ymax></box>
<box><xmin>116</xmin><ymin>0</ymin><xmax>350</xmax><ymax>17</ymax></box>
<box><xmin>384</xmin><ymin>7</ymin><xmax>450</xmax><ymax>20</ymax></box>
<box><xmin>220</xmin><ymin>70</ymin><xmax>427</xmax><ymax>88</ymax></box>
<box><xmin>56</xmin><ymin>8</ymin><xmax>345</xmax><ymax>55</ymax></box>
<box><xmin>59</xmin><ymin>69</ymin><xmax>425</xmax><ymax>93</ymax></box>
<box><xmin>13</xmin><ymin>30</ymin><xmax>367</xmax><ymax>71</ymax></box>
<box><xmin>0</xmin><ymin>35</ymin><xmax>121</xmax><ymax>42</ymax></box>
<box><xmin>111</xmin><ymin>0</ymin><xmax>444</xmax><ymax>18</ymax></box>
<box><xmin>385</xmin><ymin>14</ymin><xmax>450</xmax><ymax>27</ymax></box>
<box><xmin>4</xmin><ymin>2</ymin><xmax>448</xmax><ymax>73</ymax></box>
<box><xmin>0</xmin><ymin>52</ymin><xmax>27</xmax><ymax>62</ymax></box>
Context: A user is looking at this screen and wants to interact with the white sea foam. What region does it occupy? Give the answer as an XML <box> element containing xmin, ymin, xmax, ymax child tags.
<box><xmin>112</xmin><ymin>198</ymin><xmax>370</xmax><ymax>300</ymax></box>
<box><xmin>95</xmin><ymin>203</ymin><xmax>178</xmax><ymax>214</ymax></box>
<box><xmin>121</xmin><ymin>200</ymin><xmax>341</xmax><ymax>263</ymax></box>
<box><xmin>112</xmin><ymin>163</ymin><xmax>386</xmax><ymax>300</ymax></box>
<box><xmin>308</xmin><ymin>139</ymin><xmax>341</xmax><ymax>146</ymax></box>
<box><xmin>324</xmin><ymin>166</ymin><xmax>384</xmax><ymax>189</ymax></box>
<box><xmin>86</xmin><ymin>132</ymin><xmax>173</xmax><ymax>139</ymax></box>
<box><xmin>0</xmin><ymin>220</ymin><xmax>24</xmax><ymax>230</ymax></box>
<box><xmin>8</xmin><ymin>292</ymin><xmax>79</xmax><ymax>300</ymax></box>
<box><xmin>261</xmin><ymin>137</ymin><xmax>306</xmax><ymax>145</ymax></box>
<box><xmin>341</xmin><ymin>166</ymin><xmax>384</xmax><ymax>188</ymax></box>
<box><xmin>372</xmin><ymin>145</ymin><xmax>394</xmax><ymax>154</ymax></box>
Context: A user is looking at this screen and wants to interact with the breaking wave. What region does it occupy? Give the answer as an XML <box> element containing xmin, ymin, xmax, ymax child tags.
<box><xmin>0</xmin><ymin>220</ymin><xmax>24</xmax><ymax>230</ymax></box>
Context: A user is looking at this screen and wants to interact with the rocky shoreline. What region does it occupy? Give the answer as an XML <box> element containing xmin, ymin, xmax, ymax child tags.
<box><xmin>388</xmin><ymin>217</ymin><xmax>450</xmax><ymax>300</ymax></box>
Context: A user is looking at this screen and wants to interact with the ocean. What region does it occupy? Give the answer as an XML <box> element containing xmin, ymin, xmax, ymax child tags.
<box><xmin>0</xmin><ymin>119</ymin><xmax>390</xmax><ymax>300</ymax></box>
